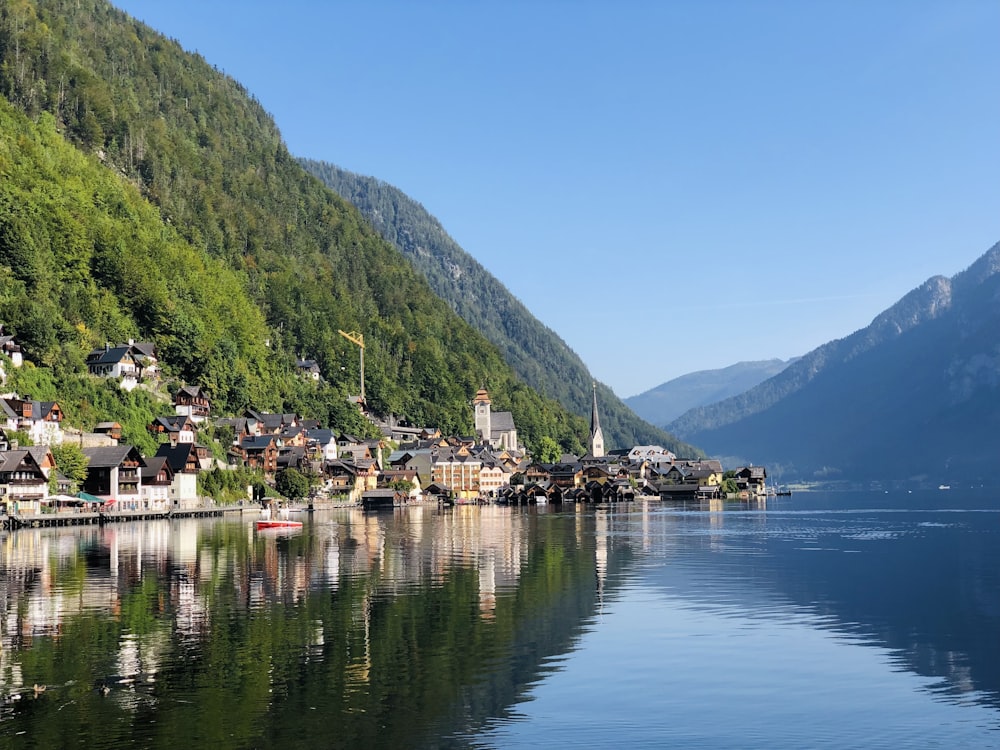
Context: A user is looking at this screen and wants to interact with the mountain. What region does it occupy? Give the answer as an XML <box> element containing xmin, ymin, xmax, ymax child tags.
<box><xmin>667</xmin><ymin>241</ymin><xmax>1000</xmax><ymax>483</ymax></box>
<box><xmin>624</xmin><ymin>359</ymin><xmax>794</xmax><ymax>427</ymax></box>
<box><xmin>0</xmin><ymin>0</ymin><xmax>600</xmax><ymax>452</ymax></box>
<box><xmin>298</xmin><ymin>160</ymin><xmax>699</xmax><ymax>456</ymax></box>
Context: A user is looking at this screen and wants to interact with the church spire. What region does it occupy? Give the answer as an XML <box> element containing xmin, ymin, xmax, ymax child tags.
<box><xmin>589</xmin><ymin>382</ymin><xmax>605</xmax><ymax>458</ymax></box>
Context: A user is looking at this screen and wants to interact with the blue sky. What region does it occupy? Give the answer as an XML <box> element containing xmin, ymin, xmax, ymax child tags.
<box><xmin>113</xmin><ymin>1</ymin><xmax>999</xmax><ymax>398</ymax></box>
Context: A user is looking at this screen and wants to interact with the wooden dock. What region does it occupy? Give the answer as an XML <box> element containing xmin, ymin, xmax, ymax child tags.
<box><xmin>1</xmin><ymin>505</ymin><xmax>239</xmax><ymax>530</ymax></box>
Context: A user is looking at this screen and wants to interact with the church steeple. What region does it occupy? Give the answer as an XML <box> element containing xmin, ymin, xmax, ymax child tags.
<box><xmin>589</xmin><ymin>382</ymin><xmax>605</xmax><ymax>458</ymax></box>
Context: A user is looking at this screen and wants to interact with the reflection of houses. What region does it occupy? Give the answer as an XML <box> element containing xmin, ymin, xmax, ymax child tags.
<box><xmin>82</xmin><ymin>445</ymin><xmax>145</xmax><ymax>506</ymax></box>
<box><xmin>174</xmin><ymin>385</ymin><xmax>210</xmax><ymax>423</ymax></box>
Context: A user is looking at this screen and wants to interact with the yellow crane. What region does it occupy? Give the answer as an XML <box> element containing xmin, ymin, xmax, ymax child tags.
<box><xmin>338</xmin><ymin>330</ymin><xmax>365</xmax><ymax>403</ymax></box>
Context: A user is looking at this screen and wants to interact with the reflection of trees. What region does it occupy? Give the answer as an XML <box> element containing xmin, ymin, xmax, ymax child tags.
<box><xmin>0</xmin><ymin>507</ymin><xmax>633</xmax><ymax>748</ymax></box>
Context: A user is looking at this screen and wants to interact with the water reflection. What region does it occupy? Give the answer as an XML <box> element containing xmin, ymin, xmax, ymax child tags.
<box><xmin>0</xmin><ymin>506</ymin><xmax>613</xmax><ymax>748</ymax></box>
<box><xmin>2</xmin><ymin>494</ymin><xmax>1000</xmax><ymax>748</ymax></box>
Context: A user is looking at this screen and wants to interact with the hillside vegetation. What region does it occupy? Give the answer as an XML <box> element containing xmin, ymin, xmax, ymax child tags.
<box><xmin>299</xmin><ymin>160</ymin><xmax>700</xmax><ymax>457</ymax></box>
<box><xmin>0</xmin><ymin>0</ymin><xmax>592</xmax><ymax>452</ymax></box>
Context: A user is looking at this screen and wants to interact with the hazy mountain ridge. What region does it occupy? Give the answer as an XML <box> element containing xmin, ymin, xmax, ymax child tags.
<box><xmin>624</xmin><ymin>359</ymin><xmax>794</xmax><ymax>428</ymax></box>
<box><xmin>299</xmin><ymin>159</ymin><xmax>699</xmax><ymax>455</ymax></box>
<box><xmin>669</xmin><ymin>242</ymin><xmax>1000</xmax><ymax>481</ymax></box>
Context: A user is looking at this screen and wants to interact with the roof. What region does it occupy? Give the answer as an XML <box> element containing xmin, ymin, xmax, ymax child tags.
<box><xmin>82</xmin><ymin>445</ymin><xmax>142</xmax><ymax>468</ymax></box>
<box><xmin>307</xmin><ymin>428</ymin><xmax>336</xmax><ymax>444</ymax></box>
<box><xmin>154</xmin><ymin>442</ymin><xmax>201</xmax><ymax>472</ymax></box>
<box><xmin>140</xmin><ymin>456</ymin><xmax>173</xmax><ymax>480</ymax></box>
<box><xmin>491</xmin><ymin>411</ymin><xmax>516</xmax><ymax>433</ymax></box>
<box><xmin>129</xmin><ymin>341</ymin><xmax>157</xmax><ymax>358</ymax></box>
<box><xmin>240</xmin><ymin>435</ymin><xmax>279</xmax><ymax>450</ymax></box>
<box><xmin>0</xmin><ymin>449</ymin><xmax>41</xmax><ymax>473</ymax></box>
<box><xmin>86</xmin><ymin>346</ymin><xmax>135</xmax><ymax>366</ymax></box>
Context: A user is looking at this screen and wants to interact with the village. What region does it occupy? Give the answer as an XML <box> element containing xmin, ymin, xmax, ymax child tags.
<box><xmin>0</xmin><ymin>331</ymin><xmax>769</xmax><ymax>525</ymax></box>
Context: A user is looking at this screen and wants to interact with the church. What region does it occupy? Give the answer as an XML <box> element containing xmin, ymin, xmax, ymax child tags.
<box><xmin>472</xmin><ymin>389</ymin><xmax>519</xmax><ymax>451</ymax></box>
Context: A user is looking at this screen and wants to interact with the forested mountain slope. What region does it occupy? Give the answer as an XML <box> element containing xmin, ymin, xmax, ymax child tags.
<box><xmin>0</xmin><ymin>0</ymin><xmax>595</xmax><ymax>451</ymax></box>
<box><xmin>668</xmin><ymin>242</ymin><xmax>1000</xmax><ymax>483</ymax></box>
<box><xmin>625</xmin><ymin>359</ymin><xmax>794</xmax><ymax>428</ymax></box>
<box><xmin>298</xmin><ymin>160</ymin><xmax>698</xmax><ymax>456</ymax></box>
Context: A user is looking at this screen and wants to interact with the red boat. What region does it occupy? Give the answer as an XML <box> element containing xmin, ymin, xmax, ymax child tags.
<box><xmin>255</xmin><ymin>519</ymin><xmax>303</xmax><ymax>531</ymax></box>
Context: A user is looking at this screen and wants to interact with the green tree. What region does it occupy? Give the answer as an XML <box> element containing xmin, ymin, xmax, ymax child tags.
<box><xmin>534</xmin><ymin>436</ymin><xmax>560</xmax><ymax>463</ymax></box>
<box><xmin>50</xmin><ymin>443</ymin><xmax>89</xmax><ymax>494</ymax></box>
<box><xmin>274</xmin><ymin>468</ymin><xmax>311</xmax><ymax>501</ymax></box>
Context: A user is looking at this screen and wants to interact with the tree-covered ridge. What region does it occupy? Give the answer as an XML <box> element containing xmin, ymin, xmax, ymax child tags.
<box><xmin>0</xmin><ymin>0</ymin><xmax>590</xmax><ymax>451</ymax></box>
<box><xmin>298</xmin><ymin>159</ymin><xmax>701</xmax><ymax>457</ymax></box>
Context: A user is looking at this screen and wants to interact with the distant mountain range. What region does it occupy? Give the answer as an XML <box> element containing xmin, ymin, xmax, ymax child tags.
<box><xmin>668</xmin><ymin>241</ymin><xmax>1000</xmax><ymax>483</ymax></box>
<box><xmin>299</xmin><ymin>160</ymin><xmax>698</xmax><ymax>456</ymax></box>
<box><xmin>625</xmin><ymin>359</ymin><xmax>795</xmax><ymax>427</ymax></box>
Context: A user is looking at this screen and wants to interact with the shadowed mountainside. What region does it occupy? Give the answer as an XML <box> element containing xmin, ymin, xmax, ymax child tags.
<box><xmin>668</xmin><ymin>242</ymin><xmax>1000</xmax><ymax>482</ymax></box>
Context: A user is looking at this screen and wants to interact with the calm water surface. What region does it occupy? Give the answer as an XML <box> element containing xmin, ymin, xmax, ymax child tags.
<box><xmin>2</xmin><ymin>490</ymin><xmax>1000</xmax><ymax>748</ymax></box>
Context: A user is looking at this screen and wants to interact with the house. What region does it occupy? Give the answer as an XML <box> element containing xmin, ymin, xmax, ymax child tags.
<box><xmin>296</xmin><ymin>358</ymin><xmax>321</xmax><ymax>381</ymax></box>
<box><xmin>276</xmin><ymin>445</ymin><xmax>309</xmax><ymax>472</ymax></box>
<box><xmin>477</xmin><ymin>460</ymin><xmax>510</xmax><ymax>498</ymax></box>
<box><xmin>174</xmin><ymin>385</ymin><xmax>210</xmax><ymax>423</ymax></box>
<box><xmin>81</xmin><ymin>445</ymin><xmax>145</xmax><ymax>508</ymax></box>
<box><xmin>0</xmin><ymin>396</ymin><xmax>64</xmax><ymax>445</ymax></box>
<box><xmin>95</xmin><ymin>422</ymin><xmax>123</xmax><ymax>443</ymax></box>
<box><xmin>361</xmin><ymin>488</ymin><xmax>399</xmax><ymax>510</ymax></box>
<box><xmin>323</xmin><ymin>459</ymin><xmax>360</xmax><ymax>499</ymax></box>
<box><xmin>627</xmin><ymin>446</ymin><xmax>676</xmax><ymax>468</ymax></box>
<box><xmin>548</xmin><ymin>462</ymin><xmax>584</xmax><ymax>490</ymax></box>
<box><xmin>734</xmin><ymin>465</ymin><xmax>768</xmax><ymax>497</ymax></box>
<box><xmin>582</xmin><ymin>464</ymin><xmax>612</xmax><ymax>485</ymax></box>
<box><xmin>140</xmin><ymin>456</ymin><xmax>174</xmax><ymax>510</ymax></box>
<box><xmin>148</xmin><ymin>415</ymin><xmax>197</xmax><ymax>445</ymax></box>
<box><xmin>0</xmin><ymin>448</ymin><xmax>51</xmax><ymax>514</ymax></box>
<box><xmin>235</xmin><ymin>434</ymin><xmax>281</xmax><ymax>473</ymax></box>
<box><xmin>431</xmin><ymin>446</ymin><xmax>482</xmax><ymax>500</ymax></box>
<box><xmin>0</xmin><ymin>326</ymin><xmax>23</xmax><ymax>368</ymax></box>
<box><xmin>127</xmin><ymin>340</ymin><xmax>160</xmax><ymax>380</ymax></box>
<box><xmin>524</xmin><ymin>462</ymin><xmax>551</xmax><ymax>485</ymax></box>
<box><xmin>306</xmin><ymin>428</ymin><xmax>338</xmax><ymax>462</ymax></box>
<box><xmin>379</xmin><ymin>469</ymin><xmax>422</xmax><ymax>501</ymax></box>
<box><xmin>155</xmin><ymin>442</ymin><xmax>210</xmax><ymax>474</ymax></box>
<box><xmin>154</xmin><ymin>443</ymin><xmax>210</xmax><ymax>507</ymax></box>
<box><xmin>86</xmin><ymin>345</ymin><xmax>139</xmax><ymax>390</ymax></box>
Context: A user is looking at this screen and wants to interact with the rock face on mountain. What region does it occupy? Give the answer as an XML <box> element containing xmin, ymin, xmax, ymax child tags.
<box><xmin>668</xmin><ymin>242</ymin><xmax>1000</xmax><ymax>483</ymax></box>
<box><xmin>625</xmin><ymin>359</ymin><xmax>794</xmax><ymax>428</ymax></box>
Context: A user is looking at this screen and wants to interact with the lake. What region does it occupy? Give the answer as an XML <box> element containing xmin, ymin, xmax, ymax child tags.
<box><xmin>2</xmin><ymin>490</ymin><xmax>1000</xmax><ymax>748</ymax></box>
